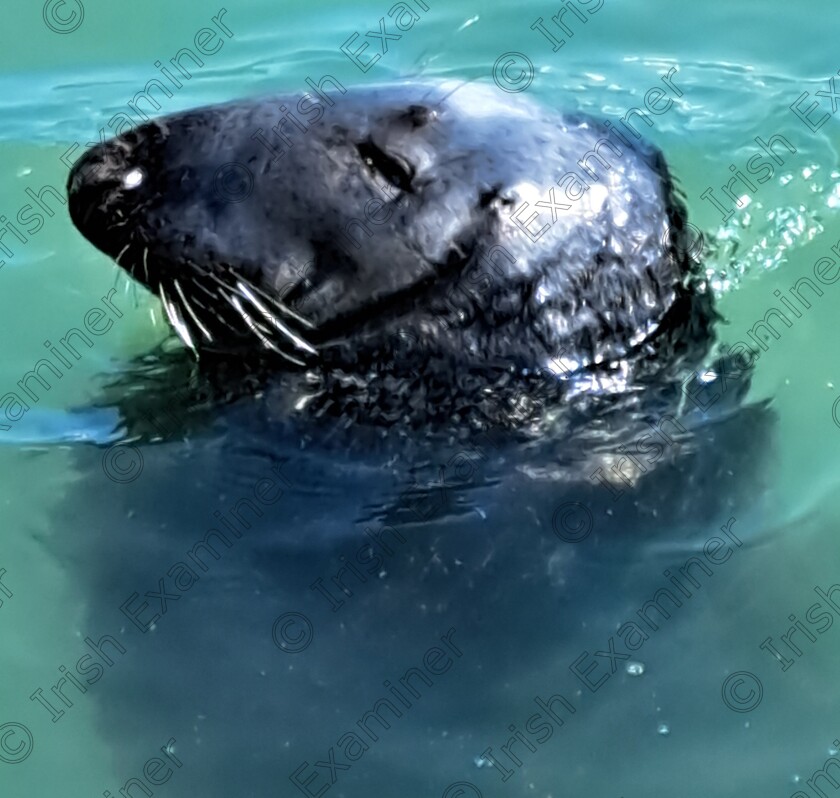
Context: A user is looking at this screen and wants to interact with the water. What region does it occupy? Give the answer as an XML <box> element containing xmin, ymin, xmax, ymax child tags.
<box><xmin>2</xmin><ymin>1</ymin><xmax>840</xmax><ymax>796</ymax></box>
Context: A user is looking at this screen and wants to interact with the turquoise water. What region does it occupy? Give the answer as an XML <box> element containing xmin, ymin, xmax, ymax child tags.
<box><xmin>2</xmin><ymin>1</ymin><xmax>840</xmax><ymax>796</ymax></box>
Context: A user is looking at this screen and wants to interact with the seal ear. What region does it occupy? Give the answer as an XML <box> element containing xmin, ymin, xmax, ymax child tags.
<box><xmin>398</xmin><ymin>104</ymin><xmax>432</xmax><ymax>128</ymax></box>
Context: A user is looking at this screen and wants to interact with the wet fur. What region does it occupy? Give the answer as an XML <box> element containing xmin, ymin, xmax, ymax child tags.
<box><xmin>68</xmin><ymin>80</ymin><xmax>713</xmax><ymax>432</ymax></box>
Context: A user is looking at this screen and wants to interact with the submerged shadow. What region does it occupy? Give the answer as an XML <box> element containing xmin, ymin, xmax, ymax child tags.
<box><xmin>39</xmin><ymin>321</ymin><xmax>775</xmax><ymax>797</ymax></box>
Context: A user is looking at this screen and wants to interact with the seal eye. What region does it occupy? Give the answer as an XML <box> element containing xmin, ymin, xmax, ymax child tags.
<box><xmin>357</xmin><ymin>139</ymin><xmax>415</xmax><ymax>193</ymax></box>
<box><xmin>122</xmin><ymin>168</ymin><xmax>145</xmax><ymax>190</ymax></box>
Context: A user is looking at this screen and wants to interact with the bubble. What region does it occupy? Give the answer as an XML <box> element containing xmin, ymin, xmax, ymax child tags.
<box><xmin>625</xmin><ymin>661</ymin><xmax>645</xmax><ymax>676</ymax></box>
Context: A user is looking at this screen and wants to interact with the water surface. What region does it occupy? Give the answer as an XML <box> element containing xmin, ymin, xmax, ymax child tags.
<box><xmin>2</xmin><ymin>1</ymin><xmax>840</xmax><ymax>797</ymax></box>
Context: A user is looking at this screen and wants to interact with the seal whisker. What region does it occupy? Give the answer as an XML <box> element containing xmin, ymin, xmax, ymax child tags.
<box><xmin>179</xmin><ymin>256</ymin><xmax>314</xmax><ymax>335</ymax></box>
<box><xmin>186</xmin><ymin>272</ymin><xmax>220</xmax><ymax>303</ymax></box>
<box><xmin>233</xmin><ymin>281</ymin><xmax>317</xmax><ymax>355</ymax></box>
<box><xmin>422</xmin><ymin>77</ymin><xmax>478</xmax><ymax>116</ymax></box>
<box><xmin>159</xmin><ymin>283</ymin><xmax>196</xmax><ymax>352</ymax></box>
<box><xmin>225</xmin><ymin>293</ymin><xmax>306</xmax><ymax>366</ymax></box>
<box><xmin>263</xmin><ymin>290</ymin><xmax>315</xmax><ymax>330</ymax></box>
<box><xmin>195</xmin><ymin>267</ymin><xmax>317</xmax><ymax>360</ymax></box>
<box><xmin>174</xmin><ymin>278</ymin><xmax>214</xmax><ymax>342</ymax></box>
<box><xmin>188</xmin><ymin>289</ymin><xmax>211</xmax><ymax>312</ymax></box>
<box><xmin>115</xmin><ymin>243</ymin><xmax>131</xmax><ymax>266</ymax></box>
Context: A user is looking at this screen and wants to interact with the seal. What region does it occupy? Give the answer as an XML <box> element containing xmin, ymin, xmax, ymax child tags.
<box><xmin>67</xmin><ymin>80</ymin><xmax>711</xmax><ymax>429</ymax></box>
<box><xmin>56</xmin><ymin>87</ymin><xmax>774</xmax><ymax>798</ymax></box>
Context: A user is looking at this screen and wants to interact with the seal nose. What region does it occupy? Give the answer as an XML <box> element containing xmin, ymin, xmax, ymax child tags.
<box><xmin>67</xmin><ymin>149</ymin><xmax>98</xmax><ymax>197</ymax></box>
<box><xmin>67</xmin><ymin>142</ymin><xmax>128</xmax><ymax>233</ymax></box>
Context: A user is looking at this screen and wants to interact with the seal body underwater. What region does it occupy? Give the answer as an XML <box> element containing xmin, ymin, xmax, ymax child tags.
<box><xmin>67</xmin><ymin>80</ymin><xmax>711</xmax><ymax>430</ymax></box>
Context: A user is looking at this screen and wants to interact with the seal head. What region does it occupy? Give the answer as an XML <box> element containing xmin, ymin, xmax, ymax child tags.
<box><xmin>67</xmin><ymin>81</ymin><xmax>707</xmax><ymax>427</ymax></box>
